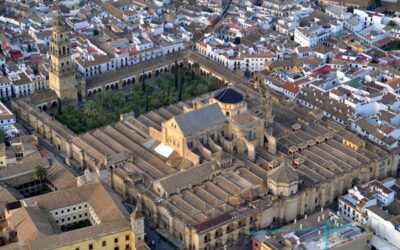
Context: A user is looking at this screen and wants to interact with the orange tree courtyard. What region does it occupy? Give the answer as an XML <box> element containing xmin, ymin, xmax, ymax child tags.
<box><xmin>54</xmin><ymin>64</ymin><xmax>223</xmax><ymax>134</ymax></box>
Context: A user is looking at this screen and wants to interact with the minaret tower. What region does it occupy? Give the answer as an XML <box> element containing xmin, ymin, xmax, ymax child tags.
<box><xmin>257</xmin><ymin>82</ymin><xmax>274</xmax><ymax>126</ymax></box>
<box><xmin>49</xmin><ymin>15</ymin><xmax>78</xmax><ymax>104</ymax></box>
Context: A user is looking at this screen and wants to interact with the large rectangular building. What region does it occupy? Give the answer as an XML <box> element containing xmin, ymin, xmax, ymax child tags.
<box><xmin>3</xmin><ymin>182</ymin><xmax>145</xmax><ymax>250</ymax></box>
<box><xmin>56</xmin><ymin>84</ymin><xmax>397</xmax><ymax>250</ymax></box>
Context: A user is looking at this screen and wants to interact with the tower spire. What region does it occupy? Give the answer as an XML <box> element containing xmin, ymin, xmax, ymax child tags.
<box><xmin>48</xmin><ymin>12</ymin><xmax>78</xmax><ymax>104</ymax></box>
<box><xmin>53</xmin><ymin>14</ymin><xmax>65</xmax><ymax>31</ymax></box>
<box><xmin>257</xmin><ymin>81</ymin><xmax>273</xmax><ymax>126</ymax></box>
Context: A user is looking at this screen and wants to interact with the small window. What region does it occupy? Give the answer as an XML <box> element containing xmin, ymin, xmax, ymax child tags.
<box><xmin>114</xmin><ymin>237</ymin><xmax>118</xmax><ymax>243</ymax></box>
<box><xmin>89</xmin><ymin>244</ymin><xmax>93</xmax><ymax>250</ymax></box>
<box><xmin>102</xmin><ymin>241</ymin><xmax>106</xmax><ymax>247</ymax></box>
<box><xmin>125</xmin><ymin>235</ymin><xmax>129</xmax><ymax>241</ymax></box>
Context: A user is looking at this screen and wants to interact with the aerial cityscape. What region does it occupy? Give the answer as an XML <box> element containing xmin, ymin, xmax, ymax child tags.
<box><xmin>0</xmin><ymin>0</ymin><xmax>399</xmax><ymax>249</ymax></box>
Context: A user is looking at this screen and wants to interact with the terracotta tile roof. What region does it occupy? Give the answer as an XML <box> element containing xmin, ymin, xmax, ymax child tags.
<box><xmin>282</xmin><ymin>82</ymin><xmax>300</xmax><ymax>94</ymax></box>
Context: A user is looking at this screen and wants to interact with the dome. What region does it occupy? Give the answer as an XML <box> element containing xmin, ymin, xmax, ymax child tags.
<box><xmin>214</xmin><ymin>88</ymin><xmax>243</xmax><ymax>104</ymax></box>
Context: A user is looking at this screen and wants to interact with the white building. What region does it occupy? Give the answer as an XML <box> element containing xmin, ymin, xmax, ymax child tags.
<box><xmin>0</xmin><ymin>102</ymin><xmax>18</xmax><ymax>138</ymax></box>
<box><xmin>10</xmin><ymin>72</ymin><xmax>34</xmax><ymax>98</ymax></box>
<box><xmin>350</xmin><ymin>117</ymin><xmax>398</xmax><ymax>150</ymax></box>
<box><xmin>366</xmin><ymin>206</ymin><xmax>400</xmax><ymax>250</ymax></box>
<box><xmin>294</xmin><ymin>22</ymin><xmax>343</xmax><ymax>47</ymax></box>
<box><xmin>338</xmin><ymin>178</ymin><xmax>400</xmax><ymax>249</ymax></box>
<box><xmin>74</xmin><ymin>54</ymin><xmax>115</xmax><ymax>78</ymax></box>
<box><xmin>353</xmin><ymin>9</ymin><xmax>385</xmax><ymax>30</ymax></box>
<box><xmin>196</xmin><ymin>36</ymin><xmax>277</xmax><ymax>73</ymax></box>
<box><xmin>0</xmin><ymin>75</ymin><xmax>13</xmax><ymax>99</ymax></box>
<box><xmin>339</xmin><ymin>179</ymin><xmax>395</xmax><ymax>222</ymax></box>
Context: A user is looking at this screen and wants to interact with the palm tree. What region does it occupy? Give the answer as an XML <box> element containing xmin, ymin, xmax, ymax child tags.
<box><xmin>34</xmin><ymin>165</ymin><xmax>47</xmax><ymax>182</ymax></box>
<box><xmin>192</xmin><ymin>62</ymin><xmax>200</xmax><ymax>75</ymax></box>
<box><xmin>174</xmin><ymin>60</ymin><xmax>179</xmax><ymax>89</ymax></box>
<box><xmin>34</xmin><ymin>165</ymin><xmax>47</xmax><ymax>195</ymax></box>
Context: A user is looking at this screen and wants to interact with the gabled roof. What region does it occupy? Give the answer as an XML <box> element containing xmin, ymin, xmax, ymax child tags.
<box><xmin>154</xmin><ymin>162</ymin><xmax>217</xmax><ymax>196</ymax></box>
<box><xmin>269</xmin><ymin>163</ymin><xmax>299</xmax><ymax>184</ymax></box>
<box><xmin>214</xmin><ymin>87</ymin><xmax>243</xmax><ymax>104</ymax></box>
<box><xmin>174</xmin><ymin>103</ymin><xmax>226</xmax><ymax>137</ymax></box>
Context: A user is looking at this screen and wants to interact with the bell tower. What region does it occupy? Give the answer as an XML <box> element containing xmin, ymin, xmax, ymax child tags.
<box><xmin>49</xmin><ymin>15</ymin><xmax>78</xmax><ymax>104</ymax></box>
<box><xmin>257</xmin><ymin>82</ymin><xmax>274</xmax><ymax>126</ymax></box>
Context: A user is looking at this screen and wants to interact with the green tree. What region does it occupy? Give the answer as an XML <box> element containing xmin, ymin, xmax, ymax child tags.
<box><xmin>84</xmin><ymin>100</ymin><xmax>102</xmax><ymax>129</ymax></box>
<box><xmin>178</xmin><ymin>72</ymin><xmax>184</xmax><ymax>101</ymax></box>
<box><xmin>34</xmin><ymin>165</ymin><xmax>48</xmax><ymax>195</ymax></box>
<box><xmin>57</xmin><ymin>98</ymin><xmax>62</xmax><ymax>114</ymax></box>
<box><xmin>191</xmin><ymin>69</ymin><xmax>196</xmax><ymax>80</ymax></box>
<box><xmin>174</xmin><ymin>60</ymin><xmax>179</xmax><ymax>89</ymax></box>
<box><xmin>149</xmin><ymin>92</ymin><xmax>162</xmax><ymax>109</ymax></box>
<box><xmin>0</xmin><ymin>129</ymin><xmax>5</xmax><ymax>143</ymax></box>
<box><xmin>195</xmin><ymin>83</ymin><xmax>209</xmax><ymax>95</ymax></box>
<box><xmin>155</xmin><ymin>78</ymin><xmax>164</xmax><ymax>94</ymax></box>
<box><xmin>34</xmin><ymin>165</ymin><xmax>47</xmax><ymax>184</ymax></box>
<box><xmin>207</xmin><ymin>76</ymin><xmax>221</xmax><ymax>91</ymax></box>
<box><xmin>141</xmin><ymin>72</ymin><xmax>146</xmax><ymax>92</ymax></box>
<box><xmin>145</xmin><ymin>87</ymin><xmax>149</xmax><ymax>112</ymax></box>
<box><xmin>388</xmin><ymin>41</ymin><xmax>400</xmax><ymax>51</ymax></box>
<box><xmin>192</xmin><ymin>62</ymin><xmax>200</xmax><ymax>75</ymax></box>
<box><xmin>388</xmin><ymin>20</ymin><xmax>397</xmax><ymax>27</ymax></box>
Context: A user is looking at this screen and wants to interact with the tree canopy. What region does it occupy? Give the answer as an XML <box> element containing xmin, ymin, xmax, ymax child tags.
<box><xmin>54</xmin><ymin>66</ymin><xmax>223</xmax><ymax>134</ymax></box>
<box><xmin>388</xmin><ymin>20</ymin><xmax>397</xmax><ymax>27</ymax></box>
<box><xmin>0</xmin><ymin>129</ymin><xmax>6</xmax><ymax>143</ymax></box>
<box><xmin>34</xmin><ymin>165</ymin><xmax>47</xmax><ymax>182</ymax></box>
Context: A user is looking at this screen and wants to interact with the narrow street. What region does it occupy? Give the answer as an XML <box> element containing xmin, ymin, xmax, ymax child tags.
<box><xmin>144</xmin><ymin>223</ymin><xmax>177</xmax><ymax>250</ymax></box>
<box><xmin>37</xmin><ymin>136</ymin><xmax>83</xmax><ymax>177</ymax></box>
<box><xmin>17</xmin><ymin>115</ymin><xmax>82</xmax><ymax>177</ymax></box>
